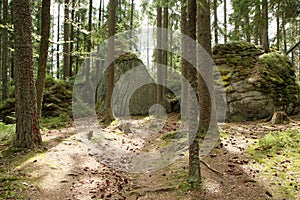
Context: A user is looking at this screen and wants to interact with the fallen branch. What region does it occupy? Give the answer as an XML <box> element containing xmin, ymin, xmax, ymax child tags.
<box><xmin>200</xmin><ymin>160</ymin><xmax>224</xmax><ymax>177</ymax></box>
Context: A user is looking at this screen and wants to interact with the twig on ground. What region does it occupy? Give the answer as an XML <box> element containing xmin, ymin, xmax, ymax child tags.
<box><xmin>200</xmin><ymin>160</ymin><xmax>224</xmax><ymax>177</ymax></box>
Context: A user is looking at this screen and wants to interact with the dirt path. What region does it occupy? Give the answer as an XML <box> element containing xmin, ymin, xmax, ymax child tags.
<box><xmin>20</xmin><ymin>114</ymin><xmax>300</xmax><ymax>199</ymax></box>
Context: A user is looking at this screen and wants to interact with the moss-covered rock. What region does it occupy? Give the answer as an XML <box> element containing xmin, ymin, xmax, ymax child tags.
<box><xmin>213</xmin><ymin>41</ymin><xmax>299</xmax><ymax>122</ymax></box>
<box><xmin>95</xmin><ymin>52</ymin><xmax>171</xmax><ymax>117</ymax></box>
<box><xmin>0</xmin><ymin>77</ymin><xmax>73</xmax><ymax>124</ymax></box>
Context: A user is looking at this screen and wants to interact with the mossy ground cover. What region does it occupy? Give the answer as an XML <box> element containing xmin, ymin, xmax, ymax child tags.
<box><xmin>0</xmin><ymin>123</ymin><xmax>45</xmax><ymax>199</ymax></box>
<box><xmin>247</xmin><ymin>130</ymin><xmax>300</xmax><ymax>199</ymax></box>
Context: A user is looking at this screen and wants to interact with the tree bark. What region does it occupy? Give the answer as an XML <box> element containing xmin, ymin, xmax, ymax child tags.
<box><xmin>2</xmin><ymin>0</ymin><xmax>8</xmax><ymax>101</ymax></box>
<box><xmin>36</xmin><ymin>0</ymin><xmax>51</xmax><ymax>119</ymax></box>
<box><xmin>70</xmin><ymin>0</ymin><xmax>75</xmax><ymax>76</ymax></box>
<box><xmin>14</xmin><ymin>0</ymin><xmax>42</xmax><ymax>149</ymax></box>
<box><xmin>223</xmin><ymin>0</ymin><xmax>227</xmax><ymax>43</ymax></box>
<box><xmin>162</xmin><ymin>3</ymin><xmax>168</xmax><ymax>94</ymax></box>
<box><xmin>0</xmin><ymin>0</ymin><xmax>2</xmax><ymax>87</ymax></box>
<box><xmin>56</xmin><ymin>2</ymin><xmax>60</xmax><ymax>79</ymax></box>
<box><xmin>63</xmin><ymin>0</ymin><xmax>70</xmax><ymax>79</ymax></box>
<box><xmin>262</xmin><ymin>0</ymin><xmax>269</xmax><ymax>53</ymax></box>
<box><xmin>156</xmin><ymin>5</ymin><xmax>163</xmax><ymax>107</ymax></box>
<box><xmin>188</xmin><ymin>0</ymin><xmax>200</xmax><ymax>189</ymax></box>
<box><xmin>213</xmin><ymin>0</ymin><xmax>218</xmax><ymax>44</ymax></box>
<box><xmin>105</xmin><ymin>0</ymin><xmax>117</xmax><ymax>122</ymax></box>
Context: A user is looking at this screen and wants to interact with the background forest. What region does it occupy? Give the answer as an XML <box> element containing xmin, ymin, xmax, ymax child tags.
<box><xmin>0</xmin><ymin>0</ymin><xmax>300</xmax><ymax>199</ymax></box>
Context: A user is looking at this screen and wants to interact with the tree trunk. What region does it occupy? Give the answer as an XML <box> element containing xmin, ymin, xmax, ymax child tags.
<box><xmin>63</xmin><ymin>0</ymin><xmax>70</xmax><ymax>79</ymax></box>
<box><xmin>162</xmin><ymin>3</ymin><xmax>168</xmax><ymax>94</ymax></box>
<box><xmin>56</xmin><ymin>2</ymin><xmax>60</xmax><ymax>79</ymax></box>
<box><xmin>282</xmin><ymin>15</ymin><xmax>287</xmax><ymax>53</ymax></box>
<box><xmin>223</xmin><ymin>0</ymin><xmax>227</xmax><ymax>43</ymax></box>
<box><xmin>181</xmin><ymin>0</ymin><xmax>188</xmax><ymax>130</ymax></box>
<box><xmin>254</xmin><ymin>3</ymin><xmax>261</xmax><ymax>45</ymax></box>
<box><xmin>130</xmin><ymin>0</ymin><xmax>134</xmax><ymax>31</ymax></box>
<box><xmin>213</xmin><ymin>0</ymin><xmax>218</xmax><ymax>44</ymax></box>
<box><xmin>188</xmin><ymin>0</ymin><xmax>200</xmax><ymax>189</ymax></box>
<box><xmin>9</xmin><ymin>1</ymin><xmax>14</xmax><ymax>80</ymax></box>
<box><xmin>98</xmin><ymin>0</ymin><xmax>102</xmax><ymax>26</ymax></box>
<box><xmin>14</xmin><ymin>0</ymin><xmax>42</xmax><ymax>149</ymax></box>
<box><xmin>262</xmin><ymin>0</ymin><xmax>269</xmax><ymax>53</ymax></box>
<box><xmin>105</xmin><ymin>0</ymin><xmax>117</xmax><ymax>122</ymax></box>
<box><xmin>156</xmin><ymin>5</ymin><xmax>163</xmax><ymax>107</ymax></box>
<box><xmin>245</xmin><ymin>9</ymin><xmax>250</xmax><ymax>42</ymax></box>
<box><xmin>2</xmin><ymin>0</ymin><xmax>8</xmax><ymax>101</ymax></box>
<box><xmin>276</xmin><ymin>10</ymin><xmax>280</xmax><ymax>50</ymax></box>
<box><xmin>0</xmin><ymin>0</ymin><xmax>2</xmax><ymax>87</ymax></box>
<box><xmin>70</xmin><ymin>0</ymin><xmax>75</xmax><ymax>77</ymax></box>
<box><xmin>36</xmin><ymin>0</ymin><xmax>51</xmax><ymax>119</ymax></box>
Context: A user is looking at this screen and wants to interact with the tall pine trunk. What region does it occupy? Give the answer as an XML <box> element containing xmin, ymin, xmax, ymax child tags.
<box><xmin>187</xmin><ymin>0</ymin><xmax>200</xmax><ymax>189</ymax></box>
<box><xmin>63</xmin><ymin>0</ymin><xmax>70</xmax><ymax>79</ymax></box>
<box><xmin>70</xmin><ymin>0</ymin><xmax>75</xmax><ymax>76</ymax></box>
<box><xmin>2</xmin><ymin>0</ymin><xmax>8</xmax><ymax>101</ymax></box>
<box><xmin>36</xmin><ymin>0</ymin><xmax>51</xmax><ymax>118</ymax></box>
<box><xmin>213</xmin><ymin>0</ymin><xmax>218</xmax><ymax>44</ymax></box>
<box><xmin>14</xmin><ymin>0</ymin><xmax>42</xmax><ymax>148</ymax></box>
<box><xmin>56</xmin><ymin>2</ymin><xmax>60</xmax><ymax>79</ymax></box>
<box><xmin>262</xmin><ymin>0</ymin><xmax>269</xmax><ymax>53</ymax></box>
<box><xmin>223</xmin><ymin>0</ymin><xmax>227</xmax><ymax>43</ymax></box>
<box><xmin>156</xmin><ymin>5</ymin><xmax>163</xmax><ymax>106</ymax></box>
<box><xmin>162</xmin><ymin>3</ymin><xmax>168</xmax><ymax>94</ymax></box>
<box><xmin>105</xmin><ymin>0</ymin><xmax>117</xmax><ymax>122</ymax></box>
<box><xmin>181</xmin><ymin>0</ymin><xmax>188</xmax><ymax>124</ymax></box>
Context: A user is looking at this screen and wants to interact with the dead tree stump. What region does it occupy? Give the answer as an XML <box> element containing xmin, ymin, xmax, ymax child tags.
<box><xmin>270</xmin><ymin>111</ymin><xmax>290</xmax><ymax>124</ymax></box>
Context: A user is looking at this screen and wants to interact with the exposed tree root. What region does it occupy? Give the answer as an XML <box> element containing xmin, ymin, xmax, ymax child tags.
<box><xmin>200</xmin><ymin>160</ymin><xmax>224</xmax><ymax>178</ymax></box>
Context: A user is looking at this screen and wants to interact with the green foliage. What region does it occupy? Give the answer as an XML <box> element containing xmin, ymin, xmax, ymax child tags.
<box><xmin>40</xmin><ymin>113</ymin><xmax>71</xmax><ymax>129</ymax></box>
<box><xmin>0</xmin><ymin>122</ymin><xmax>15</xmax><ymax>144</ymax></box>
<box><xmin>247</xmin><ymin>130</ymin><xmax>300</xmax><ymax>198</ymax></box>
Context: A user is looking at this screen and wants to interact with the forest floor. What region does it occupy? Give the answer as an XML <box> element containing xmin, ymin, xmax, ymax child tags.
<box><xmin>0</xmin><ymin>113</ymin><xmax>300</xmax><ymax>200</ymax></box>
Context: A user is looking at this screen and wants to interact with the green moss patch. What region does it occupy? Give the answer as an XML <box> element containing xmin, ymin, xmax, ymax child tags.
<box><xmin>247</xmin><ymin>130</ymin><xmax>300</xmax><ymax>199</ymax></box>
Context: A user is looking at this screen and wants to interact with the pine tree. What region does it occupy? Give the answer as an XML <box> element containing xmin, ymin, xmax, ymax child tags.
<box><xmin>14</xmin><ymin>0</ymin><xmax>42</xmax><ymax>148</ymax></box>
<box><xmin>36</xmin><ymin>0</ymin><xmax>51</xmax><ymax>118</ymax></box>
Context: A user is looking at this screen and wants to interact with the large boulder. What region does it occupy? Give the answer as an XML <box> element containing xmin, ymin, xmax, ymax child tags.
<box><xmin>0</xmin><ymin>77</ymin><xmax>73</xmax><ymax>124</ymax></box>
<box><xmin>213</xmin><ymin>41</ymin><xmax>300</xmax><ymax>122</ymax></box>
<box><xmin>95</xmin><ymin>53</ymin><xmax>171</xmax><ymax>117</ymax></box>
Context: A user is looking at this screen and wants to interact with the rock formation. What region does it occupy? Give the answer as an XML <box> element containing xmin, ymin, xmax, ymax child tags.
<box><xmin>95</xmin><ymin>53</ymin><xmax>171</xmax><ymax>117</ymax></box>
<box><xmin>213</xmin><ymin>41</ymin><xmax>299</xmax><ymax>122</ymax></box>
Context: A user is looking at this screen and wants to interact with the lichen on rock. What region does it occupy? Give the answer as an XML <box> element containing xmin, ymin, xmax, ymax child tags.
<box><xmin>213</xmin><ymin>41</ymin><xmax>299</xmax><ymax>122</ymax></box>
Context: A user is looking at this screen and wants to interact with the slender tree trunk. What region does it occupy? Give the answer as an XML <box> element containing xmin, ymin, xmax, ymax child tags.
<box><xmin>197</xmin><ymin>0</ymin><xmax>212</xmax><ymax>140</ymax></box>
<box><xmin>63</xmin><ymin>0</ymin><xmax>70</xmax><ymax>79</ymax></box>
<box><xmin>56</xmin><ymin>2</ymin><xmax>60</xmax><ymax>79</ymax></box>
<box><xmin>254</xmin><ymin>3</ymin><xmax>261</xmax><ymax>45</ymax></box>
<box><xmin>105</xmin><ymin>0</ymin><xmax>117</xmax><ymax>122</ymax></box>
<box><xmin>2</xmin><ymin>0</ymin><xmax>8</xmax><ymax>101</ymax></box>
<box><xmin>223</xmin><ymin>0</ymin><xmax>227</xmax><ymax>43</ymax></box>
<box><xmin>36</xmin><ymin>0</ymin><xmax>51</xmax><ymax>119</ymax></box>
<box><xmin>69</xmin><ymin>0</ymin><xmax>75</xmax><ymax>77</ymax></box>
<box><xmin>0</xmin><ymin>0</ymin><xmax>2</xmax><ymax>86</ymax></box>
<box><xmin>245</xmin><ymin>10</ymin><xmax>250</xmax><ymax>42</ymax></box>
<box><xmin>14</xmin><ymin>0</ymin><xmax>42</xmax><ymax>148</ymax></box>
<box><xmin>181</xmin><ymin>0</ymin><xmax>188</xmax><ymax>121</ymax></box>
<box><xmin>98</xmin><ymin>0</ymin><xmax>102</xmax><ymax>26</ymax></box>
<box><xmin>162</xmin><ymin>3</ymin><xmax>168</xmax><ymax>93</ymax></box>
<box><xmin>76</xmin><ymin>14</ymin><xmax>80</xmax><ymax>74</ymax></box>
<box><xmin>262</xmin><ymin>0</ymin><xmax>269</xmax><ymax>53</ymax></box>
<box><xmin>276</xmin><ymin>7</ymin><xmax>280</xmax><ymax>50</ymax></box>
<box><xmin>101</xmin><ymin>0</ymin><xmax>105</xmax><ymax>24</ymax></box>
<box><xmin>10</xmin><ymin>0</ymin><xmax>14</xmax><ymax>80</ymax></box>
<box><xmin>156</xmin><ymin>5</ymin><xmax>163</xmax><ymax>106</ymax></box>
<box><xmin>282</xmin><ymin>15</ymin><xmax>287</xmax><ymax>53</ymax></box>
<box><xmin>130</xmin><ymin>0</ymin><xmax>134</xmax><ymax>33</ymax></box>
<box><xmin>187</xmin><ymin>0</ymin><xmax>200</xmax><ymax>189</ymax></box>
<box><xmin>213</xmin><ymin>0</ymin><xmax>218</xmax><ymax>44</ymax></box>
<box><xmin>86</xmin><ymin>0</ymin><xmax>92</xmax><ymax>82</ymax></box>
